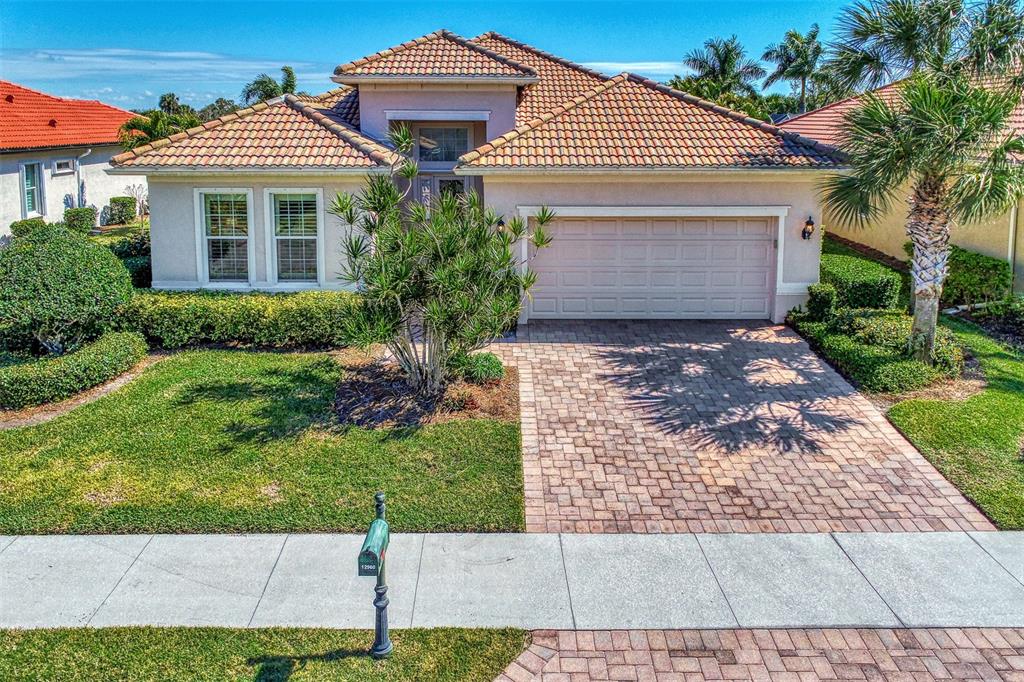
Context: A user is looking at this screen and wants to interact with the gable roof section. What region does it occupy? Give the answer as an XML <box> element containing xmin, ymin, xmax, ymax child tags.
<box><xmin>332</xmin><ymin>30</ymin><xmax>538</xmax><ymax>83</ymax></box>
<box><xmin>459</xmin><ymin>73</ymin><xmax>843</xmax><ymax>170</ymax></box>
<box><xmin>110</xmin><ymin>94</ymin><xmax>397</xmax><ymax>171</ymax></box>
<box><xmin>0</xmin><ymin>80</ymin><xmax>136</xmax><ymax>152</ymax></box>
<box><xmin>469</xmin><ymin>32</ymin><xmax>609</xmax><ymax>125</ymax></box>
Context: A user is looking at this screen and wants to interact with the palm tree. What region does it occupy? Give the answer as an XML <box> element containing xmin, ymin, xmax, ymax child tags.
<box><xmin>823</xmin><ymin>0</ymin><xmax>1024</xmax><ymax>363</ymax></box>
<box><xmin>118</xmin><ymin>109</ymin><xmax>201</xmax><ymax>150</ymax></box>
<box><xmin>240</xmin><ymin>66</ymin><xmax>298</xmax><ymax>105</ymax></box>
<box><xmin>762</xmin><ymin>25</ymin><xmax>824</xmax><ymax>113</ymax></box>
<box><xmin>679</xmin><ymin>36</ymin><xmax>766</xmax><ymax>99</ymax></box>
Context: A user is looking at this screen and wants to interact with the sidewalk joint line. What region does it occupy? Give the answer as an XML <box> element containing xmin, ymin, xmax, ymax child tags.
<box><xmin>829</xmin><ymin>532</ymin><xmax>905</xmax><ymax>628</ymax></box>
<box><xmin>693</xmin><ymin>533</ymin><xmax>740</xmax><ymax>628</ymax></box>
<box><xmin>409</xmin><ymin>534</ymin><xmax>426</xmax><ymax>628</ymax></box>
<box><xmin>248</xmin><ymin>534</ymin><xmax>289</xmax><ymax>627</ymax></box>
<box><xmin>967</xmin><ymin>532</ymin><xmax>1024</xmax><ymax>590</ymax></box>
<box><xmin>557</xmin><ymin>533</ymin><xmax>577</xmax><ymax>629</ymax></box>
<box><xmin>0</xmin><ymin>536</ymin><xmax>17</xmax><ymax>556</ymax></box>
<box><xmin>86</xmin><ymin>534</ymin><xmax>154</xmax><ymax>626</ymax></box>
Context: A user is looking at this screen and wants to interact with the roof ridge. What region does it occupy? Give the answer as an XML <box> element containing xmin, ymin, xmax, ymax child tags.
<box><xmin>281</xmin><ymin>94</ymin><xmax>398</xmax><ymax>165</ymax></box>
<box><xmin>469</xmin><ymin>32</ymin><xmax>609</xmax><ymax>82</ymax></box>
<box><xmin>624</xmin><ymin>73</ymin><xmax>844</xmax><ymax>158</ymax></box>
<box><xmin>781</xmin><ymin>79</ymin><xmax>904</xmax><ymax>125</ymax></box>
<box><xmin>459</xmin><ymin>73</ymin><xmax>628</xmax><ymax>165</ymax></box>
<box><xmin>334</xmin><ymin>29</ymin><xmax>536</xmax><ymax>77</ymax></box>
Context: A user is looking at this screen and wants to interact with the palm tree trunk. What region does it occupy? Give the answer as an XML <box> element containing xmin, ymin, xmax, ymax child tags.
<box><xmin>799</xmin><ymin>78</ymin><xmax>807</xmax><ymax>114</ymax></box>
<box><xmin>905</xmin><ymin>178</ymin><xmax>951</xmax><ymax>364</ymax></box>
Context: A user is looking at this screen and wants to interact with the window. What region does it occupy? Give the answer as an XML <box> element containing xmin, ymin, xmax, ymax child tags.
<box><xmin>21</xmin><ymin>162</ymin><xmax>42</xmax><ymax>216</ymax></box>
<box><xmin>418</xmin><ymin>127</ymin><xmax>469</xmax><ymax>163</ymax></box>
<box><xmin>271</xmin><ymin>192</ymin><xmax>319</xmax><ymax>282</ymax></box>
<box><xmin>202</xmin><ymin>192</ymin><xmax>249</xmax><ymax>282</ymax></box>
<box><xmin>52</xmin><ymin>159</ymin><xmax>75</xmax><ymax>175</ymax></box>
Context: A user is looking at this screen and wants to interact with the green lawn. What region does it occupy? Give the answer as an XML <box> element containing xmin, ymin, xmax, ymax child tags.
<box><xmin>0</xmin><ymin>350</ymin><xmax>524</xmax><ymax>534</ymax></box>
<box><xmin>0</xmin><ymin>627</ymin><xmax>526</xmax><ymax>682</ymax></box>
<box><xmin>888</xmin><ymin>317</ymin><xmax>1024</xmax><ymax>529</ymax></box>
<box><xmin>89</xmin><ymin>219</ymin><xmax>148</xmax><ymax>246</ymax></box>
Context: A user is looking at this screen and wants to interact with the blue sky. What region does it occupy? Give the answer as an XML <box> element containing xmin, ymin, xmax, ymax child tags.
<box><xmin>2</xmin><ymin>0</ymin><xmax>850</xmax><ymax>110</ymax></box>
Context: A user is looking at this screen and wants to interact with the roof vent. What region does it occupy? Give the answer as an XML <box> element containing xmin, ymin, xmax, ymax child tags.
<box><xmin>48</xmin><ymin>119</ymin><xmax>57</xmax><ymax>127</ymax></box>
<box><xmin>4</xmin><ymin>94</ymin><xmax>12</xmax><ymax>103</ymax></box>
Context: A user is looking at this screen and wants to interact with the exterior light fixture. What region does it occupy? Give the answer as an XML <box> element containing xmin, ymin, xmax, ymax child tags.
<box><xmin>802</xmin><ymin>216</ymin><xmax>815</xmax><ymax>240</ymax></box>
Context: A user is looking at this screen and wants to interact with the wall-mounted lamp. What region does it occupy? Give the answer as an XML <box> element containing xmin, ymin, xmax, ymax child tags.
<box><xmin>802</xmin><ymin>216</ymin><xmax>816</xmax><ymax>240</ymax></box>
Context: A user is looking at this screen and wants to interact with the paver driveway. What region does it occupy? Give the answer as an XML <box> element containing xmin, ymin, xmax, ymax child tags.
<box><xmin>494</xmin><ymin>321</ymin><xmax>991</xmax><ymax>533</ymax></box>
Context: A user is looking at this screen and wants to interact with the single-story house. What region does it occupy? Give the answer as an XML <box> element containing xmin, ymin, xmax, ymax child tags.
<box><xmin>781</xmin><ymin>79</ymin><xmax>1024</xmax><ymax>290</ymax></box>
<box><xmin>1</xmin><ymin>80</ymin><xmax>147</xmax><ymax>235</ymax></box>
<box><xmin>109</xmin><ymin>30</ymin><xmax>845</xmax><ymax>323</ymax></box>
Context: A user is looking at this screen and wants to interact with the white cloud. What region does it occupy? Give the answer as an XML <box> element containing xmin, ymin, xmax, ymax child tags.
<box><xmin>582</xmin><ymin>60</ymin><xmax>688</xmax><ymax>77</ymax></box>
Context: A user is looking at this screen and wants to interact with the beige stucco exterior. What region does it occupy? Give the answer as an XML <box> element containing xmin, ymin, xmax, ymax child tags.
<box><xmin>356</xmin><ymin>83</ymin><xmax>518</xmax><ymax>141</ymax></box>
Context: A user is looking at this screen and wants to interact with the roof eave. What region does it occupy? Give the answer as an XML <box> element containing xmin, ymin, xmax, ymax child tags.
<box><xmin>454</xmin><ymin>165</ymin><xmax>846</xmax><ymax>176</ymax></box>
<box><xmin>330</xmin><ymin>75</ymin><xmax>539</xmax><ymax>86</ymax></box>
<box><xmin>106</xmin><ymin>165</ymin><xmax>389</xmax><ymax>176</ymax></box>
<box><xmin>1</xmin><ymin>140</ymin><xmax>123</xmax><ymax>154</ymax></box>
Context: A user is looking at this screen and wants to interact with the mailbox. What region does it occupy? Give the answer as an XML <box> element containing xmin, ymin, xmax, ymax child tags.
<box><xmin>359</xmin><ymin>518</ymin><xmax>389</xmax><ymax>577</ymax></box>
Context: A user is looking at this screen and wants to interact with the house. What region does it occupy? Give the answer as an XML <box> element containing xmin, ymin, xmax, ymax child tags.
<box><xmin>781</xmin><ymin>79</ymin><xmax>1024</xmax><ymax>289</ymax></box>
<box><xmin>1</xmin><ymin>81</ymin><xmax>147</xmax><ymax>235</ymax></box>
<box><xmin>109</xmin><ymin>30</ymin><xmax>845</xmax><ymax>323</ymax></box>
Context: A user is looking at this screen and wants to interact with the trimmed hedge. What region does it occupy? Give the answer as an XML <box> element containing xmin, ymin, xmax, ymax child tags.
<box><xmin>820</xmin><ymin>253</ymin><xmax>902</xmax><ymax>310</ymax></box>
<box><xmin>0</xmin><ymin>331</ymin><xmax>147</xmax><ymax>409</ymax></box>
<box><xmin>122</xmin><ymin>256</ymin><xmax>152</xmax><ymax>288</ymax></box>
<box><xmin>64</xmin><ymin>207</ymin><xmax>97</xmax><ymax>233</ymax></box>
<box><xmin>108</xmin><ymin>197</ymin><xmax>137</xmax><ymax>225</ymax></box>
<box><xmin>9</xmin><ymin>217</ymin><xmax>47</xmax><ymax>238</ymax></box>
<box><xmin>806</xmin><ymin>282</ymin><xmax>838</xmax><ymax>321</ymax></box>
<box><xmin>108</xmin><ymin>231</ymin><xmax>151</xmax><ymax>259</ymax></box>
<box><xmin>791</xmin><ymin>308</ymin><xmax>963</xmax><ymax>393</ymax></box>
<box><xmin>120</xmin><ymin>290</ymin><xmax>358</xmax><ymax>348</ymax></box>
<box><xmin>903</xmin><ymin>242</ymin><xmax>1012</xmax><ymax>307</ymax></box>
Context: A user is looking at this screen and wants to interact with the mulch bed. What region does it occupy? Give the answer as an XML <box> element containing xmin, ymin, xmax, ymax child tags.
<box><xmin>334</xmin><ymin>355</ymin><xmax>519</xmax><ymax>429</ymax></box>
<box><xmin>957</xmin><ymin>309</ymin><xmax>1024</xmax><ymax>352</ymax></box>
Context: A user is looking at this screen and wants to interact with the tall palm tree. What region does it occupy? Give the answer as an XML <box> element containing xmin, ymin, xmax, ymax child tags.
<box><xmin>680</xmin><ymin>36</ymin><xmax>766</xmax><ymax>99</ymax></box>
<box><xmin>823</xmin><ymin>0</ymin><xmax>1024</xmax><ymax>363</ymax></box>
<box><xmin>762</xmin><ymin>25</ymin><xmax>824</xmax><ymax>113</ymax></box>
<box><xmin>118</xmin><ymin>110</ymin><xmax>201</xmax><ymax>150</ymax></box>
<box><xmin>240</xmin><ymin>66</ymin><xmax>298</xmax><ymax>105</ymax></box>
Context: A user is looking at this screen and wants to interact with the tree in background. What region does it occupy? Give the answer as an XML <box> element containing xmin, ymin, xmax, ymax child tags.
<box><xmin>240</xmin><ymin>66</ymin><xmax>300</xmax><ymax>105</ymax></box>
<box><xmin>762</xmin><ymin>24</ymin><xmax>824</xmax><ymax>113</ymax></box>
<box><xmin>118</xmin><ymin>109</ymin><xmax>201</xmax><ymax>150</ymax></box>
<box><xmin>823</xmin><ymin>0</ymin><xmax>1024</xmax><ymax>363</ymax></box>
<box><xmin>674</xmin><ymin>36</ymin><xmax>766</xmax><ymax>99</ymax></box>
<box><xmin>198</xmin><ymin>98</ymin><xmax>239</xmax><ymax>122</ymax></box>
<box><xmin>157</xmin><ymin>92</ymin><xmax>196</xmax><ymax>117</ymax></box>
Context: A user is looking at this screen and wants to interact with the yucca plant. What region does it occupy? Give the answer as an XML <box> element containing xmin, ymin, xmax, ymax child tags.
<box><xmin>823</xmin><ymin>0</ymin><xmax>1024</xmax><ymax>363</ymax></box>
<box><xmin>329</xmin><ymin>126</ymin><xmax>553</xmax><ymax>395</ymax></box>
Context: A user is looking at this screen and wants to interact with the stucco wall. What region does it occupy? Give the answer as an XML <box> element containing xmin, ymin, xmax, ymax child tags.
<box><xmin>481</xmin><ymin>174</ymin><xmax>826</xmax><ymax>322</ymax></box>
<box><xmin>0</xmin><ymin>145</ymin><xmax>146</xmax><ymax>235</ymax></box>
<box><xmin>147</xmin><ymin>176</ymin><xmax>365</xmax><ymax>288</ymax></box>
<box><xmin>356</xmin><ymin>84</ymin><xmax>518</xmax><ymax>141</ymax></box>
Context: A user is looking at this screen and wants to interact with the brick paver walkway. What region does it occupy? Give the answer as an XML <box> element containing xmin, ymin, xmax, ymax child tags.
<box><xmin>498</xmin><ymin>629</ymin><xmax>1024</xmax><ymax>681</ymax></box>
<box><xmin>495</xmin><ymin>321</ymin><xmax>991</xmax><ymax>533</ymax></box>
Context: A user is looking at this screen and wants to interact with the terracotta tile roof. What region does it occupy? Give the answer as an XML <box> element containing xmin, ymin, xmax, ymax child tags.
<box><xmin>782</xmin><ymin>75</ymin><xmax>1024</xmax><ymax>151</ymax></box>
<box><xmin>469</xmin><ymin>32</ymin><xmax>610</xmax><ymax>125</ymax></box>
<box><xmin>0</xmin><ymin>80</ymin><xmax>136</xmax><ymax>152</ymax></box>
<box><xmin>310</xmin><ymin>86</ymin><xmax>360</xmax><ymax>127</ymax></box>
<box><xmin>333</xmin><ymin>30</ymin><xmax>537</xmax><ymax>81</ymax></box>
<box><xmin>459</xmin><ymin>73</ymin><xmax>842</xmax><ymax>170</ymax></box>
<box><xmin>110</xmin><ymin>94</ymin><xmax>397</xmax><ymax>170</ymax></box>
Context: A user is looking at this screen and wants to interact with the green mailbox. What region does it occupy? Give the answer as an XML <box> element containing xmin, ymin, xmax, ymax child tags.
<box><xmin>359</xmin><ymin>492</ymin><xmax>393</xmax><ymax>659</ymax></box>
<box><xmin>359</xmin><ymin>518</ymin><xmax>389</xmax><ymax>577</ymax></box>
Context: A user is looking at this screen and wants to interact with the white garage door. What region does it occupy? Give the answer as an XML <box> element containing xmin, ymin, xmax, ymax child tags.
<box><xmin>529</xmin><ymin>216</ymin><xmax>776</xmax><ymax>319</ymax></box>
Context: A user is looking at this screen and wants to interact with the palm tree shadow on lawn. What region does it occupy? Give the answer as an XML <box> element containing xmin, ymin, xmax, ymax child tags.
<box><xmin>247</xmin><ymin>649</ymin><xmax>370</xmax><ymax>682</ymax></box>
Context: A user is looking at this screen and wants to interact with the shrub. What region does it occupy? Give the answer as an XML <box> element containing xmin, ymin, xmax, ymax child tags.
<box><xmin>839</xmin><ymin>308</ymin><xmax>963</xmax><ymax>376</ymax></box>
<box><xmin>122</xmin><ymin>256</ymin><xmax>152</xmax><ymax>288</ymax></box>
<box><xmin>806</xmin><ymin>283</ymin><xmax>838</xmax><ymax>321</ymax></box>
<box><xmin>0</xmin><ymin>226</ymin><xmax>134</xmax><ymax>354</ymax></box>
<box><xmin>63</xmin><ymin>207</ymin><xmax>97</xmax><ymax>233</ymax></box>
<box><xmin>453</xmin><ymin>352</ymin><xmax>504</xmax><ymax>384</ymax></box>
<box><xmin>120</xmin><ymin>290</ymin><xmax>357</xmax><ymax>348</ymax></box>
<box><xmin>8</xmin><ymin>217</ymin><xmax>46</xmax><ymax>238</ymax></box>
<box><xmin>903</xmin><ymin>242</ymin><xmax>1011</xmax><ymax>307</ymax></box>
<box><xmin>108</xmin><ymin>196</ymin><xmax>137</xmax><ymax>225</ymax></box>
<box><xmin>820</xmin><ymin>253</ymin><xmax>902</xmax><ymax>309</ymax></box>
<box><xmin>108</xmin><ymin>230</ymin><xmax>151</xmax><ymax>259</ymax></box>
<box><xmin>0</xmin><ymin>331</ymin><xmax>147</xmax><ymax>409</ymax></box>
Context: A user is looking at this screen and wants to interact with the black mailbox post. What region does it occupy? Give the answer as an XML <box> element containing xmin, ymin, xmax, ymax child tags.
<box><xmin>358</xmin><ymin>492</ymin><xmax>392</xmax><ymax>659</ymax></box>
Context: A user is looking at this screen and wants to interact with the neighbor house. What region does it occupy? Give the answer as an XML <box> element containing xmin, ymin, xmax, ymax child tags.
<box><xmin>0</xmin><ymin>80</ymin><xmax>147</xmax><ymax>236</ymax></box>
<box><xmin>109</xmin><ymin>30</ymin><xmax>845</xmax><ymax>322</ymax></box>
<box><xmin>781</xmin><ymin>79</ymin><xmax>1024</xmax><ymax>289</ymax></box>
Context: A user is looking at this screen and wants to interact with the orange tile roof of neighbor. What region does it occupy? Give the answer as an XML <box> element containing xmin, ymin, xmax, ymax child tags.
<box><xmin>333</xmin><ymin>30</ymin><xmax>538</xmax><ymax>82</ymax></box>
<box><xmin>458</xmin><ymin>73</ymin><xmax>841</xmax><ymax>169</ymax></box>
<box><xmin>111</xmin><ymin>94</ymin><xmax>397</xmax><ymax>170</ymax></box>
<box><xmin>0</xmin><ymin>80</ymin><xmax>136</xmax><ymax>152</ymax></box>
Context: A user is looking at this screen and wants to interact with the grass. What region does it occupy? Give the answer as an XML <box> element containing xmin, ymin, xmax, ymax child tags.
<box><xmin>888</xmin><ymin>317</ymin><xmax>1024</xmax><ymax>529</ymax></box>
<box><xmin>0</xmin><ymin>350</ymin><xmax>524</xmax><ymax>534</ymax></box>
<box><xmin>89</xmin><ymin>218</ymin><xmax>148</xmax><ymax>246</ymax></box>
<box><xmin>0</xmin><ymin>627</ymin><xmax>527</xmax><ymax>682</ymax></box>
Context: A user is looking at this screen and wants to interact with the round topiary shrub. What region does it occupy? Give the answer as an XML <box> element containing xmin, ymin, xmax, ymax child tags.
<box><xmin>0</xmin><ymin>225</ymin><xmax>134</xmax><ymax>354</ymax></box>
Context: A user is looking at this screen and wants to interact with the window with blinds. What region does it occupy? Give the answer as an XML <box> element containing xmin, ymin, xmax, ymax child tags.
<box><xmin>272</xmin><ymin>193</ymin><xmax>318</xmax><ymax>282</ymax></box>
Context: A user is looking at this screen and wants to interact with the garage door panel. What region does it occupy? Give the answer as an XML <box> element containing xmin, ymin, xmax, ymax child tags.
<box><xmin>529</xmin><ymin>216</ymin><xmax>775</xmax><ymax>319</ymax></box>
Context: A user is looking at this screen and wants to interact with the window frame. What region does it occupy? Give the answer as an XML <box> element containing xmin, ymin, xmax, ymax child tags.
<box><xmin>262</xmin><ymin>187</ymin><xmax>325</xmax><ymax>288</ymax></box>
<box><xmin>19</xmin><ymin>160</ymin><xmax>45</xmax><ymax>218</ymax></box>
<box><xmin>52</xmin><ymin>158</ymin><xmax>76</xmax><ymax>176</ymax></box>
<box><xmin>193</xmin><ymin>188</ymin><xmax>255</xmax><ymax>287</ymax></box>
<box><xmin>414</xmin><ymin>123</ymin><xmax>473</xmax><ymax>170</ymax></box>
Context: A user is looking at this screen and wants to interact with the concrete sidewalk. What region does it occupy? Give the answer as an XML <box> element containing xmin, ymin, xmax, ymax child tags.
<box><xmin>1</xmin><ymin>532</ymin><xmax>1022</xmax><ymax>630</ymax></box>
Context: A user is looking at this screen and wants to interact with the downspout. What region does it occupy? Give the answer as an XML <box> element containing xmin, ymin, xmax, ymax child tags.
<box><xmin>1010</xmin><ymin>202</ymin><xmax>1021</xmax><ymax>293</ymax></box>
<box><xmin>74</xmin><ymin>148</ymin><xmax>91</xmax><ymax>208</ymax></box>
